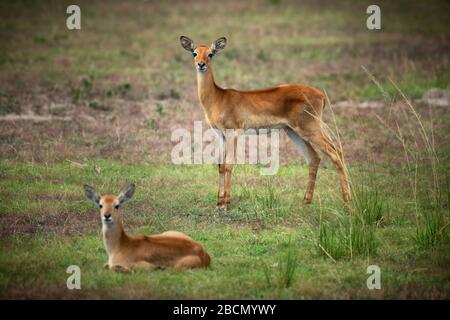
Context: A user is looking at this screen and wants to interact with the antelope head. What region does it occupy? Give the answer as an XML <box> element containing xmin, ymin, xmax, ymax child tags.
<box><xmin>83</xmin><ymin>184</ymin><xmax>135</xmax><ymax>226</ymax></box>
<box><xmin>180</xmin><ymin>36</ymin><xmax>227</xmax><ymax>73</ymax></box>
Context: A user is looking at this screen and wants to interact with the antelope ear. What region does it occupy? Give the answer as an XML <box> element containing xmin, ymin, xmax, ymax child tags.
<box><xmin>211</xmin><ymin>37</ymin><xmax>227</xmax><ymax>55</ymax></box>
<box><xmin>84</xmin><ymin>185</ymin><xmax>100</xmax><ymax>204</ymax></box>
<box><xmin>180</xmin><ymin>36</ymin><xmax>195</xmax><ymax>52</ymax></box>
<box><xmin>118</xmin><ymin>184</ymin><xmax>135</xmax><ymax>204</ymax></box>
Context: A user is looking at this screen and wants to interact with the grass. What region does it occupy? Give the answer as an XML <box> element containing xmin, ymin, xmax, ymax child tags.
<box><xmin>0</xmin><ymin>0</ymin><xmax>449</xmax><ymax>299</ymax></box>
<box><xmin>362</xmin><ymin>71</ymin><xmax>449</xmax><ymax>252</ymax></box>
<box><xmin>0</xmin><ymin>0</ymin><xmax>449</xmax><ymax>102</ymax></box>
<box><xmin>0</xmin><ymin>160</ymin><xmax>449</xmax><ymax>298</ymax></box>
<box><xmin>0</xmin><ymin>93</ymin><xmax>20</xmax><ymax>115</ymax></box>
<box><xmin>416</xmin><ymin>210</ymin><xmax>448</xmax><ymax>250</ymax></box>
<box><xmin>262</xmin><ymin>237</ymin><xmax>299</xmax><ymax>289</ymax></box>
<box><xmin>352</xmin><ymin>69</ymin><xmax>450</xmax><ymax>101</ymax></box>
<box><xmin>351</xmin><ymin>180</ymin><xmax>386</xmax><ymax>227</ymax></box>
<box><xmin>318</xmin><ymin>209</ymin><xmax>379</xmax><ymax>261</ymax></box>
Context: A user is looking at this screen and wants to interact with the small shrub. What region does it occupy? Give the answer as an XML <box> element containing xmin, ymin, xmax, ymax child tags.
<box><xmin>33</xmin><ymin>35</ymin><xmax>47</xmax><ymax>44</ymax></box>
<box><xmin>0</xmin><ymin>94</ymin><xmax>20</xmax><ymax>115</ymax></box>
<box><xmin>146</xmin><ymin>118</ymin><xmax>158</xmax><ymax>130</ymax></box>
<box><xmin>155</xmin><ymin>103</ymin><xmax>164</xmax><ymax>115</ymax></box>
<box><xmin>257</xmin><ymin>50</ymin><xmax>270</xmax><ymax>62</ymax></box>
<box><xmin>88</xmin><ymin>100</ymin><xmax>110</xmax><ymax>111</ymax></box>
<box><xmin>106</xmin><ymin>83</ymin><xmax>131</xmax><ymax>98</ymax></box>
<box><xmin>70</xmin><ymin>76</ymin><xmax>94</xmax><ymax>103</ymax></box>
<box><xmin>155</xmin><ymin>88</ymin><xmax>180</xmax><ymax>100</ymax></box>
<box><xmin>82</xmin><ymin>77</ymin><xmax>93</xmax><ymax>94</ymax></box>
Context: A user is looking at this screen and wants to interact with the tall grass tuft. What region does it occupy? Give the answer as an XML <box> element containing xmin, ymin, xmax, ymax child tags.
<box><xmin>318</xmin><ymin>210</ymin><xmax>378</xmax><ymax>260</ymax></box>
<box><xmin>416</xmin><ymin>210</ymin><xmax>448</xmax><ymax>249</ymax></box>
<box><xmin>240</xmin><ymin>181</ymin><xmax>288</xmax><ymax>222</ymax></box>
<box><xmin>313</xmin><ymin>91</ymin><xmax>383</xmax><ymax>260</ymax></box>
<box><xmin>255</xmin><ymin>183</ymin><xmax>279</xmax><ymax>210</ymax></box>
<box><xmin>263</xmin><ymin>238</ymin><xmax>298</xmax><ymax>288</ymax></box>
<box><xmin>351</xmin><ymin>179</ymin><xmax>386</xmax><ymax>226</ymax></box>
<box><xmin>363</xmin><ymin>68</ymin><xmax>450</xmax><ymax>250</ymax></box>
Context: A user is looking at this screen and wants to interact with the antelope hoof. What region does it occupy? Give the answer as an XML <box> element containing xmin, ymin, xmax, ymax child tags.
<box><xmin>343</xmin><ymin>194</ymin><xmax>351</xmax><ymax>203</ymax></box>
<box><xmin>216</xmin><ymin>202</ymin><xmax>227</xmax><ymax>211</ymax></box>
<box><xmin>111</xmin><ymin>265</ymin><xmax>131</xmax><ymax>273</ymax></box>
<box><xmin>303</xmin><ymin>196</ymin><xmax>312</xmax><ymax>204</ymax></box>
<box><xmin>103</xmin><ymin>263</ymin><xmax>110</xmax><ymax>270</ymax></box>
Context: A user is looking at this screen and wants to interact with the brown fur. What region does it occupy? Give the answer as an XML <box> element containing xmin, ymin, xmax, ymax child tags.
<box><xmin>183</xmin><ymin>38</ymin><xmax>350</xmax><ymax>209</ymax></box>
<box><xmin>98</xmin><ymin>194</ymin><xmax>210</xmax><ymax>272</ymax></box>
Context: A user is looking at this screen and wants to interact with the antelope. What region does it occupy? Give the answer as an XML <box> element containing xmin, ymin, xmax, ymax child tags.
<box><xmin>83</xmin><ymin>184</ymin><xmax>211</xmax><ymax>272</ymax></box>
<box><xmin>180</xmin><ymin>36</ymin><xmax>350</xmax><ymax>210</ymax></box>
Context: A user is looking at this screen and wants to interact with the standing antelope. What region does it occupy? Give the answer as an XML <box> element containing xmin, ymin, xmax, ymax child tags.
<box><xmin>83</xmin><ymin>184</ymin><xmax>210</xmax><ymax>271</ymax></box>
<box><xmin>180</xmin><ymin>36</ymin><xmax>350</xmax><ymax>210</ymax></box>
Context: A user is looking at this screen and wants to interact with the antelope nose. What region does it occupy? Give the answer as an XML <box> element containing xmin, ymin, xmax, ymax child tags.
<box><xmin>198</xmin><ymin>62</ymin><xmax>206</xmax><ymax>68</ymax></box>
<box><xmin>104</xmin><ymin>214</ymin><xmax>111</xmax><ymax>220</ymax></box>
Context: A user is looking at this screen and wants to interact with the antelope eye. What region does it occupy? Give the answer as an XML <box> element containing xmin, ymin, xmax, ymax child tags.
<box><xmin>99</xmin><ymin>204</ymin><xmax>103</xmax><ymax>208</ymax></box>
<box><xmin>208</xmin><ymin>53</ymin><xmax>213</xmax><ymax>58</ymax></box>
<box><xmin>114</xmin><ymin>204</ymin><xmax>120</xmax><ymax>209</ymax></box>
<box><xmin>192</xmin><ymin>52</ymin><xmax>197</xmax><ymax>57</ymax></box>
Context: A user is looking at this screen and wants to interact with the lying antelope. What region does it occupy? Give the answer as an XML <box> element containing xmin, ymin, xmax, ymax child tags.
<box><xmin>180</xmin><ymin>36</ymin><xmax>350</xmax><ymax>210</ymax></box>
<box><xmin>83</xmin><ymin>184</ymin><xmax>210</xmax><ymax>271</ymax></box>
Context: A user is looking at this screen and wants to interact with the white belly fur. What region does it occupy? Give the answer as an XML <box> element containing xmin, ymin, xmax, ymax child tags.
<box><xmin>284</xmin><ymin>127</ymin><xmax>310</xmax><ymax>164</ymax></box>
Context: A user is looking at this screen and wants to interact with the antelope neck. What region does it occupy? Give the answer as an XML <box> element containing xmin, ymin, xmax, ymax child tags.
<box><xmin>196</xmin><ymin>65</ymin><xmax>223</xmax><ymax>118</ymax></box>
<box><xmin>102</xmin><ymin>218</ymin><xmax>127</xmax><ymax>253</ymax></box>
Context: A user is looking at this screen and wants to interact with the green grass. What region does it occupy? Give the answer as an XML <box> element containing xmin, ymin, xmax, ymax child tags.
<box><xmin>0</xmin><ymin>0</ymin><xmax>449</xmax><ymax>299</ymax></box>
<box><xmin>352</xmin><ymin>70</ymin><xmax>450</xmax><ymax>100</ymax></box>
<box><xmin>0</xmin><ymin>160</ymin><xmax>448</xmax><ymax>298</ymax></box>
<box><xmin>416</xmin><ymin>210</ymin><xmax>448</xmax><ymax>250</ymax></box>
<box><xmin>0</xmin><ymin>0</ymin><xmax>448</xmax><ymax>102</ymax></box>
<box><xmin>318</xmin><ymin>207</ymin><xmax>379</xmax><ymax>261</ymax></box>
<box><xmin>413</xmin><ymin>173</ymin><xmax>450</xmax><ymax>250</ymax></box>
<box><xmin>352</xmin><ymin>181</ymin><xmax>386</xmax><ymax>227</ymax></box>
<box><xmin>0</xmin><ymin>93</ymin><xmax>20</xmax><ymax>115</ymax></box>
<box><xmin>262</xmin><ymin>237</ymin><xmax>299</xmax><ymax>289</ymax></box>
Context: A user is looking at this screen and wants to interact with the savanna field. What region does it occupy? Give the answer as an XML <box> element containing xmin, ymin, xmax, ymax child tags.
<box><xmin>0</xmin><ymin>0</ymin><xmax>449</xmax><ymax>299</ymax></box>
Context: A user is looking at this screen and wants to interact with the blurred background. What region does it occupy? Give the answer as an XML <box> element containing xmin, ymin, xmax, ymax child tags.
<box><xmin>0</xmin><ymin>0</ymin><xmax>448</xmax><ymax>165</ymax></box>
